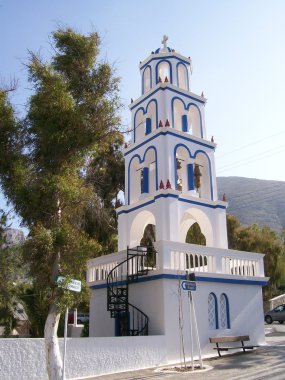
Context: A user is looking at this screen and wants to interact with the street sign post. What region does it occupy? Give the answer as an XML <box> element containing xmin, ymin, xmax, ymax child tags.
<box><xmin>57</xmin><ymin>277</ymin><xmax>82</xmax><ymax>380</ymax></box>
<box><xmin>57</xmin><ymin>276</ymin><xmax>82</xmax><ymax>293</ymax></box>
<box><xmin>181</xmin><ymin>275</ymin><xmax>203</xmax><ymax>370</ymax></box>
<box><xmin>181</xmin><ymin>280</ymin><xmax>196</xmax><ymax>292</ymax></box>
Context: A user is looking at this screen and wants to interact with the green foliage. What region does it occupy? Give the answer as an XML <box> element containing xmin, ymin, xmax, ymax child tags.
<box><xmin>226</xmin><ymin>214</ymin><xmax>285</xmax><ymax>299</ymax></box>
<box><xmin>0</xmin><ymin>27</ymin><xmax>122</xmax><ymax>334</ymax></box>
<box><xmin>185</xmin><ymin>222</ymin><xmax>206</xmax><ymax>245</ymax></box>
<box><xmin>0</xmin><ymin>245</ymin><xmax>25</xmax><ymax>335</ymax></box>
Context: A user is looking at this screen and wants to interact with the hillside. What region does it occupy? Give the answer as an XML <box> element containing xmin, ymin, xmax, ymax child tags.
<box><xmin>217</xmin><ymin>177</ymin><xmax>285</xmax><ymax>232</ymax></box>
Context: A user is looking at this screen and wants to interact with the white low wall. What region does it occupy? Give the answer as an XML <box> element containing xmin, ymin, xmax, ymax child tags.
<box><xmin>0</xmin><ymin>336</ymin><xmax>167</xmax><ymax>380</ymax></box>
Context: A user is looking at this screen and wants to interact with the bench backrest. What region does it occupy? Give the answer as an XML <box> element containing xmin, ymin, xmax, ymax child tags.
<box><xmin>210</xmin><ymin>335</ymin><xmax>250</xmax><ymax>343</ymax></box>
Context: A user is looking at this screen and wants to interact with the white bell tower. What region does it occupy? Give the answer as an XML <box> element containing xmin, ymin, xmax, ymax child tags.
<box><xmin>117</xmin><ymin>37</ymin><xmax>228</xmax><ymax>251</ymax></box>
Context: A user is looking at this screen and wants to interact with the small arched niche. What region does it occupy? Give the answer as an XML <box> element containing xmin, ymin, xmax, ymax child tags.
<box><xmin>157</xmin><ymin>61</ymin><xmax>171</xmax><ymax>83</ymax></box>
<box><xmin>177</xmin><ymin>63</ymin><xmax>188</xmax><ymax>91</ymax></box>
<box><xmin>143</xmin><ymin>66</ymin><xmax>151</xmax><ymax>93</ymax></box>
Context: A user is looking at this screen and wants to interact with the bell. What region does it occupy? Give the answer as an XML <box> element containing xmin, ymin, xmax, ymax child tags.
<box><xmin>194</xmin><ymin>164</ymin><xmax>202</xmax><ymax>190</ymax></box>
<box><xmin>194</xmin><ymin>164</ymin><xmax>202</xmax><ymax>177</ymax></box>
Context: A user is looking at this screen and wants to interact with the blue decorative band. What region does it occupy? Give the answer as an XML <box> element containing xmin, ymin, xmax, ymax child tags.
<box><xmin>117</xmin><ymin>194</ymin><xmax>225</xmax><ymax>215</ymax></box>
<box><xmin>90</xmin><ymin>273</ymin><xmax>268</xmax><ymax>289</ymax></box>
<box><xmin>125</xmin><ymin>130</ymin><xmax>214</xmax><ymax>157</ymax></box>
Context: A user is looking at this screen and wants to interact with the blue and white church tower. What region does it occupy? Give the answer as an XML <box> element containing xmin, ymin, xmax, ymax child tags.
<box><xmin>87</xmin><ymin>37</ymin><xmax>268</xmax><ymax>369</ymax></box>
<box><xmin>118</xmin><ymin>35</ymin><xmax>228</xmax><ymax>251</ymax></box>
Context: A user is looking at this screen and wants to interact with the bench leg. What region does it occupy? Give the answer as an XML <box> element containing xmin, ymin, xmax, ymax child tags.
<box><xmin>241</xmin><ymin>341</ymin><xmax>245</xmax><ymax>353</ymax></box>
<box><xmin>216</xmin><ymin>343</ymin><xmax>221</xmax><ymax>357</ymax></box>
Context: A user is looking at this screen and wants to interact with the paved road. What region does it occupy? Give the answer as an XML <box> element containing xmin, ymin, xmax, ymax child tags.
<box><xmin>83</xmin><ymin>324</ymin><xmax>285</xmax><ymax>380</ymax></box>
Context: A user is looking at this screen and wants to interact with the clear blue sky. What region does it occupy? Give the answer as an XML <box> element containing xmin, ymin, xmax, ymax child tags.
<box><xmin>1</xmin><ymin>0</ymin><xmax>285</xmax><ymax>228</ymax></box>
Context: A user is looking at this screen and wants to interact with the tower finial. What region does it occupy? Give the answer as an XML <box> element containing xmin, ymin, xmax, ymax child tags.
<box><xmin>162</xmin><ymin>35</ymin><xmax>168</xmax><ymax>49</ymax></box>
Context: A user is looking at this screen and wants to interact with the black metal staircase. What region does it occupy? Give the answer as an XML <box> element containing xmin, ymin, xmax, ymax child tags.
<box><xmin>106</xmin><ymin>246</ymin><xmax>155</xmax><ymax>336</ymax></box>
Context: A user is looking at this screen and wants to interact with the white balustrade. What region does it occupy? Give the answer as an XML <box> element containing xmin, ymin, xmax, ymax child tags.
<box><xmin>87</xmin><ymin>241</ymin><xmax>265</xmax><ymax>284</ymax></box>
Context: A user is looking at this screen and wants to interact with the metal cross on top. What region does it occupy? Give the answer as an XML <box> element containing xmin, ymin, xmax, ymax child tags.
<box><xmin>162</xmin><ymin>35</ymin><xmax>168</xmax><ymax>48</ymax></box>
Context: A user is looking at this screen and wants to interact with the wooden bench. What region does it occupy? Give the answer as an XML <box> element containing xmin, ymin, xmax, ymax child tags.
<box><xmin>209</xmin><ymin>335</ymin><xmax>259</xmax><ymax>357</ymax></box>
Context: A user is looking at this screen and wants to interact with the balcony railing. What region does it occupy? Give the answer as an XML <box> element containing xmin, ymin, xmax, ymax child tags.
<box><xmin>87</xmin><ymin>240</ymin><xmax>265</xmax><ymax>284</ymax></box>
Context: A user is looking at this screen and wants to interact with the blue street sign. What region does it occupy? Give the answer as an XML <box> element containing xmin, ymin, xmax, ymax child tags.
<box><xmin>181</xmin><ymin>280</ymin><xmax>196</xmax><ymax>291</ymax></box>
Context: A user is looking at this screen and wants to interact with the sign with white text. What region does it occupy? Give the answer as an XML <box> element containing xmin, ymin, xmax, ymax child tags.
<box><xmin>57</xmin><ymin>276</ymin><xmax>82</xmax><ymax>293</ymax></box>
<box><xmin>181</xmin><ymin>280</ymin><xmax>196</xmax><ymax>291</ymax></box>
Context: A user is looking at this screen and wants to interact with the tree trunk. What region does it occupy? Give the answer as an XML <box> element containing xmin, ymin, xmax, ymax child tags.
<box><xmin>44</xmin><ymin>302</ymin><xmax>62</xmax><ymax>380</ymax></box>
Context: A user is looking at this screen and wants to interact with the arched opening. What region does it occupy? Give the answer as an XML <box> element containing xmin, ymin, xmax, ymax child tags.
<box><xmin>173</xmin><ymin>98</ymin><xmax>185</xmax><ymax>132</ymax></box>
<box><xmin>157</xmin><ymin>61</ymin><xmax>171</xmax><ymax>83</ymax></box>
<box><xmin>145</xmin><ymin>100</ymin><xmax>157</xmax><ymax>134</ymax></box>
<box><xmin>177</xmin><ymin>63</ymin><xmax>188</xmax><ymax>90</ymax></box>
<box><xmin>140</xmin><ymin>224</ymin><xmax>156</xmax><ymax>267</ymax></box>
<box><xmin>129</xmin><ymin>210</ymin><xmax>156</xmax><ymax>248</ymax></box>
<box><xmin>188</xmin><ymin>105</ymin><xmax>201</xmax><ymax>137</ymax></box>
<box><xmin>186</xmin><ymin>222</ymin><xmax>206</xmax><ymax>245</ymax></box>
<box><xmin>144</xmin><ymin>147</ymin><xmax>157</xmax><ymax>194</ymax></box>
<box><xmin>140</xmin><ymin>223</ymin><xmax>156</xmax><ymax>246</ymax></box>
<box><xmin>194</xmin><ymin>152</ymin><xmax>211</xmax><ymax>200</ymax></box>
<box><xmin>175</xmin><ymin>145</ymin><xmax>191</xmax><ymax>193</ymax></box>
<box><xmin>172</xmin><ymin>99</ymin><xmax>202</xmax><ymax>137</ymax></box>
<box><xmin>143</xmin><ymin>66</ymin><xmax>151</xmax><ymax>93</ymax></box>
<box><xmin>180</xmin><ymin>208</ymin><xmax>214</xmax><ymax>246</ymax></box>
<box><xmin>134</xmin><ymin>109</ymin><xmax>145</xmax><ymax>142</ymax></box>
<box><xmin>129</xmin><ymin>155</ymin><xmax>141</xmax><ymax>204</ymax></box>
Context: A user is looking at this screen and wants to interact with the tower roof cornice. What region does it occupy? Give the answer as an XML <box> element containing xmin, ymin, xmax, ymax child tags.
<box><xmin>129</xmin><ymin>83</ymin><xmax>207</xmax><ymax>110</ymax></box>
<box><xmin>139</xmin><ymin>52</ymin><xmax>191</xmax><ymax>70</ymax></box>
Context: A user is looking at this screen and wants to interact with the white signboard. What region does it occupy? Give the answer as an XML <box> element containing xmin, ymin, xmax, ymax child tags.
<box><xmin>57</xmin><ymin>276</ymin><xmax>82</xmax><ymax>293</ymax></box>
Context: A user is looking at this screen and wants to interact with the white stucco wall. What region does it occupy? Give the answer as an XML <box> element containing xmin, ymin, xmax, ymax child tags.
<box><xmin>0</xmin><ymin>336</ymin><xmax>167</xmax><ymax>380</ymax></box>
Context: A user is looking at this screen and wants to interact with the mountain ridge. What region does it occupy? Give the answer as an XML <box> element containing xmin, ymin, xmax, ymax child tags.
<box><xmin>217</xmin><ymin>176</ymin><xmax>285</xmax><ymax>232</ymax></box>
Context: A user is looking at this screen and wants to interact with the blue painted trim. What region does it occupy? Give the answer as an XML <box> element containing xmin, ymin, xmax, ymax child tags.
<box><xmin>176</xmin><ymin>62</ymin><xmax>189</xmax><ymax>91</ymax></box>
<box><xmin>125</xmin><ymin>130</ymin><xmax>214</xmax><ymax>157</ymax></box>
<box><xmin>140</xmin><ymin>55</ymin><xmax>190</xmax><ymax>70</ymax></box>
<box><xmin>124</xmin><ymin>192</ymin><xmax>179</xmax><ymax>215</ymax></box>
<box><xmin>179</xmin><ymin>197</ymin><xmax>225</xmax><ymax>209</ymax></box>
<box><xmin>187</xmin><ymin>163</ymin><xmax>194</xmax><ymax>190</ymax></box>
<box><xmin>209</xmin><ymin>292</ymin><xmax>219</xmax><ymax>329</ymax></box>
<box><xmin>145</xmin><ymin>117</ymin><xmax>152</xmax><ymax>135</ymax></box>
<box><xmin>182</xmin><ymin>114</ymin><xmax>188</xmax><ymax>132</ymax></box>
<box><xmin>173</xmin><ymin>143</ymin><xmax>214</xmax><ymax>200</ymax></box>
<box><xmin>119</xmin><ymin>193</ymin><xmax>225</xmax><ymax>216</ymax></box>
<box><xmin>130</xmin><ymin>86</ymin><xmax>205</xmax><ymax>112</ymax></box>
<box><xmin>127</xmin><ymin>146</ymin><xmax>158</xmax><ymax>204</ymax></box>
<box><xmin>155</xmin><ymin>59</ymin><xmax>173</xmax><ymax>84</ymax></box>
<box><xmin>154</xmin><ymin>47</ymin><xmax>172</xmax><ymax>54</ymax></box>
<box><xmin>142</xmin><ymin>65</ymin><xmax>152</xmax><ymax>95</ymax></box>
<box><xmin>142</xmin><ymin>167</ymin><xmax>149</xmax><ymax>193</ymax></box>
<box><xmin>90</xmin><ymin>273</ymin><xmax>268</xmax><ymax>289</ymax></box>
<box><xmin>133</xmin><ymin>99</ymin><xmax>158</xmax><ymax>143</ymax></box>
<box><xmin>171</xmin><ymin>97</ymin><xmax>203</xmax><ymax>138</ymax></box>
<box><xmin>221</xmin><ymin>293</ymin><xmax>230</xmax><ymax>329</ymax></box>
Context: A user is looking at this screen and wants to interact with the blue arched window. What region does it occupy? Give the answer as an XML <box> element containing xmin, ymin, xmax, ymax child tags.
<box><xmin>182</xmin><ymin>114</ymin><xmax>188</xmax><ymax>132</ymax></box>
<box><xmin>220</xmin><ymin>293</ymin><xmax>230</xmax><ymax>329</ymax></box>
<box><xmin>145</xmin><ymin>118</ymin><xmax>152</xmax><ymax>135</ymax></box>
<box><xmin>208</xmin><ymin>293</ymin><xmax>219</xmax><ymax>329</ymax></box>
